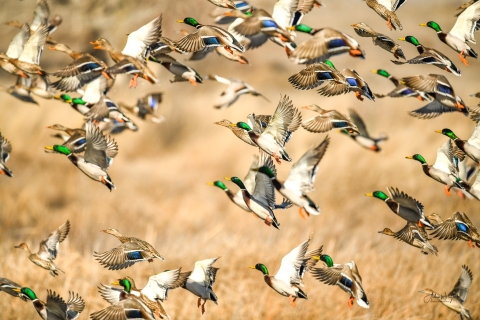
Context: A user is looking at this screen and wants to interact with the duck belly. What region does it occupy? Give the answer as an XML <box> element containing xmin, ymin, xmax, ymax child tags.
<box><xmin>76</xmin><ymin>160</ymin><xmax>107</xmax><ymax>182</ymax></box>
<box><xmin>255</xmin><ymin>135</ymin><xmax>285</xmax><ymax>157</ymax></box>
<box><xmin>248</xmin><ymin>199</ymin><xmax>273</xmax><ymax>221</ymax></box>
<box><xmin>185</xmin><ymin>280</ymin><xmax>210</xmax><ymax>300</ymax></box>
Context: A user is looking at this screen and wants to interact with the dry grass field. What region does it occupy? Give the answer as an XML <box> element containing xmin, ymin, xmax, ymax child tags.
<box><xmin>0</xmin><ymin>0</ymin><xmax>479</xmax><ymax>319</ymax></box>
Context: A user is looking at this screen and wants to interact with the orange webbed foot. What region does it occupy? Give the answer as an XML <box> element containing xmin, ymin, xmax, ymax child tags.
<box><xmin>459</xmin><ymin>51</ymin><xmax>469</xmax><ymax>66</ymax></box>
<box><xmin>188</xmin><ymin>77</ymin><xmax>197</xmax><ymax>86</ymax></box>
<box><xmin>224</xmin><ymin>46</ymin><xmax>234</xmax><ymax>55</ymax></box>
<box><xmin>386</xmin><ymin>19</ymin><xmax>393</xmax><ymax>31</ymax></box>
<box><xmin>197</xmin><ymin>297</ymin><xmax>202</xmax><ymax>308</ymax></box>
<box><xmin>468</xmin><ymin>240</ymin><xmax>475</xmax><ymax>248</ymax></box>
<box><xmin>272</xmin><ymin>153</ymin><xmax>282</xmax><ymax>165</ymax></box>
<box><xmin>417</xmin><ymin>95</ymin><xmax>424</xmax><ymax>101</ymax></box>
<box><xmin>355</xmin><ymin>91</ymin><xmax>364</xmax><ymax>101</ymax></box>
<box><xmin>129</xmin><ymin>74</ymin><xmax>139</xmax><ymax>88</ymax></box>
<box><xmin>349</xmin><ymin>49</ymin><xmax>363</xmax><ymax>57</ymax></box>
<box><xmin>444</xmin><ymin>185</ymin><xmax>451</xmax><ymax>196</ymax></box>
<box><xmin>298</xmin><ymin>207</ymin><xmax>307</xmax><ymax>219</ymax></box>
<box><xmin>348</xmin><ymin>296</ymin><xmax>354</xmax><ymax>309</ymax></box>
<box><xmin>289</xmin><ymin>295</ymin><xmax>297</xmax><ymax>307</ymax></box>
<box><xmin>101</xmin><ymin>71</ymin><xmax>111</xmax><ymax>80</ymax></box>
<box><xmin>457</xmin><ymin>190</ymin><xmax>465</xmax><ymax>199</ymax></box>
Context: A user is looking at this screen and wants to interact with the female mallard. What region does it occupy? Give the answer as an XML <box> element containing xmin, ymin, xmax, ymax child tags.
<box><xmin>365</xmin><ymin>0</ymin><xmax>407</xmax><ymax>30</ymax></box>
<box><xmin>182</xmin><ymin>257</ymin><xmax>220</xmax><ymax>315</ymax></box>
<box><xmin>272</xmin><ymin>0</ymin><xmax>321</xmax><ymax>32</ymax></box>
<box><xmin>406</xmin><ymin>140</ymin><xmax>463</xmax><ymax>195</ymax></box>
<box><xmin>365</xmin><ymin>187</ymin><xmax>434</xmax><ymax>229</ymax></box>
<box><xmin>378</xmin><ymin>222</ymin><xmax>438</xmax><ymax>255</ymax></box>
<box><xmin>257</xmin><ymin>136</ymin><xmax>329</xmax><ymax>218</ymax></box>
<box><xmin>250</xmin><ymin>238</ymin><xmax>320</xmax><ymax>306</ymax></box>
<box><xmin>311</xmin><ymin>255</ymin><xmax>369</xmax><ymax>309</ymax></box>
<box><xmin>14</xmin><ymin>220</ymin><xmax>70</xmax><ymax>276</ymax></box>
<box><xmin>94</xmin><ymin>228</ymin><xmax>164</xmax><ymax>270</ymax></box>
<box><xmin>119</xmin><ymin>92</ymin><xmax>164</xmax><ymax>123</ymax></box>
<box><xmin>371</xmin><ymin>69</ymin><xmax>431</xmax><ymax>101</ymax></box>
<box><xmin>175</xmin><ymin>17</ymin><xmax>244</xmax><ymax>54</ymax></box>
<box><xmin>230</xmin><ymin>95</ymin><xmax>302</xmax><ymax>164</ymax></box>
<box><xmin>419</xmin><ymin>265</ymin><xmax>473</xmax><ymax>319</ymax></box>
<box><xmin>400</xmin><ymin>74</ymin><xmax>468</xmax><ymax>118</ymax></box>
<box><xmin>435</xmin><ymin>125</ymin><xmax>480</xmax><ymax>164</ymax></box>
<box><xmin>13</xmin><ymin>288</ymin><xmax>84</xmax><ymax>320</ymax></box>
<box><xmin>301</xmin><ymin>105</ymin><xmax>359</xmax><ymax>134</ymax></box>
<box><xmin>0</xmin><ymin>131</ymin><xmax>12</xmax><ymax>177</ymax></box>
<box><xmin>148</xmin><ymin>53</ymin><xmax>203</xmax><ymax>85</ymax></box>
<box><xmin>45</xmin><ymin>120</ymin><xmax>117</xmax><ymax>190</ymax></box>
<box><xmin>429</xmin><ymin>212</ymin><xmax>480</xmax><ymax>248</ymax></box>
<box><xmin>351</xmin><ymin>22</ymin><xmax>404</xmax><ymax>59</ymax></box>
<box><xmin>288</xmin><ymin>24</ymin><xmax>365</xmax><ymax>64</ymax></box>
<box><xmin>420</xmin><ymin>2</ymin><xmax>480</xmax><ymax>66</ymax></box>
<box><xmin>288</xmin><ymin>61</ymin><xmax>348</xmax><ymax>90</ymax></box>
<box><xmin>340</xmin><ymin>108</ymin><xmax>388</xmax><ymax>152</ymax></box>
<box><xmin>393</xmin><ymin>36</ymin><xmax>461</xmax><ymax>76</ymax></box>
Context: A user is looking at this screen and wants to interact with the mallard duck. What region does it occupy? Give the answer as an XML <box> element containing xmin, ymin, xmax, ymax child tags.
<box><xmin>13</xmin><ymin>288</ymin><xmax>84</xmax><ymax>320</ymax></box>
<box><xmin>400</xmin><ymin>74</ymin><xmax>468</xmax><ymax>118</ymax></box>
<box><xmin>365</xmin><ymin>187</ymin><xmax>434</xmax><ymax>229</ymax></box>
<box><xmin>182</xmin><ymin>257</ymin><xmax>220</xmax><ymax>315</ymax></box>
<box><xmin>429</xmin><ymin>212</ymin><xmax>480</xmax><ymax>248</ymax></box>
<box><xmin>393</xmin><ymin>36</ymin><xmax>461</xmax><ymax>76</ymax></box>
<box><xmin>257</xmin><ymin>136</ymin><xmax>329</xmax><ymax>218</ymax></box>
<box><xmin>250</xmin><ymin>238</ymin><xmax>321</xmax><ymax>306</ymax></box>
<box><xmin>0</xmin><ymin>76</ymin><xmax>39</xmax><ymax>104</ymax></box>
<box><xmin>340</xmin><ymin>108</ymin><xmax>388</xmax><ymax>152</ymax></box>
<box><xmin>94</xmin><ymin>228</ymin><xmax>164</xmax><ymax>270</ymax></box>
<box><xmin>148</xmin><ymin>53</ymin><xmax>203</xmax><ymax>85</ymax></box>
<box><xmin>0</xmin><ymin>23</ymin><xmax>29</xmax><ymax>78</ymax></box>
<box><xmin>0</xmin><ymin>131</ymin><xmax>13</xmax><ymax>177</ymax></box>
<box><xmin>207</xmin><ymin>0</ymin><xmax>236</xmax><ymax>9</ymax></box>
<box><xmin>234</xmin><ymin>96</ymin><xmax>301</xmax><ymax>163</ymax></box>
<box><xmin>452</xmin><ymin>159</ymin><xmax>478</xmax><ymax>199</ymax></box>
<box><xmin>288</xmin><ymin>61</ymin><xmax>349</xmax><ymax>90</ymax></box>
<box><xmin>288</xmin><ymin>24</ymin><xmax>365</xmax><ymax>64</ymax></box>
<box><xmin>351</xmin><ymin>22</ymin><xmax>404</xmax><ymax>59</ymax></box>
<box><xmin>90</xmin><ymin>38</ymin><xmax>125</xmax><ymax>63</ymax></box>
<box><xmin>45</xmin><ymin>120</ymin><xmax>117</xmax><ymax>190</ymax></box>
<box><xmin>105</xmin><ymin>15</ymin><xmax>162</xmax><ymax>88</ymax></box>
<box><xmin>456</xmin><ymin>0</ymin><xmax>479</xmax><ymax>15</ymax></box>
<box><xmin>14</xmin><ymin>220</ymin><xmax>70</xmax><ymax>276</ymax></box>
<box><xmin>119</xmin><ymin>92</ymin><xmax>164</xmax><ymax>123</ymax></box>
<box><xmin>48</xmin><ymin>43</ymin><xmax>110</xmax><ymax>92</ymax></box>
<box><xmin>420</xmin><ymin>2</ymin><xmax>480</xmax><ymax>66</ymax></box>
<box><xmin>371</xmin><ymin>69</ymin><xmax>432</xmax><ymax>101</ymax></box>
<box><xmin>205</xmin><ymin>74</ymin><xmax>268</xmax><ymax>109</ymax></box>
<box><xmin>46</xmin><ymin>124</ymin><xmax>86</xmax><ymax>154</ymax></box>
<box><xmin>419</xmin><ymin>265</ymin><xmax>473</xmax><ymax>319</ymax></box>
<box><xmin>311</xmin><ymin>255</ymin><xmax>369</xmax><ymax>309</ymax></box>
<box><xmin>301</xmin><ymin>105</ymin><xmax>359</xmax><ymax>134</ymax></box>
<box><xmin>365</xmin><ymin>0</ymin><xmax>407</xmax><ymax>30</ymax></box>
<box><xmin>436</xmin><ymin>125</ymin><xmax>480</xmax><ymax>164</ymax></box>
<box><xmin>272</xmin><ymin>0</ymin><xmax>321</xmax><ymax>32</ymax></box>
<box><xmin>0</xmin><ymin>278</ymin><xmax>28</xmax><ymax>301</ymax></box>
<box><xmin>175</xmin><ymin>17</ymin><xmax>244</xmax><ymax>55</ymax></box>
<box><xmin>378</xmin><ymin>222</ymin><xmax>438</xmax><ymax>255</ymax></box>
<box><xmin>214</xmin><ymin>119</ymin><xmax>257</xmax><ymax>146</ymax></box>
<box><xmin>406</xmin><ymin>140</ymin><xmax>463</xmax><ymax>196</ymax></box>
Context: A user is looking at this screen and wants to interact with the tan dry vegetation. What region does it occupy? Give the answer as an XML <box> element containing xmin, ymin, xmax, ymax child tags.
<box><xmin>0</xmin><ymin>0</ymin><xmax>479</xmax><ymax>319</ymax></box>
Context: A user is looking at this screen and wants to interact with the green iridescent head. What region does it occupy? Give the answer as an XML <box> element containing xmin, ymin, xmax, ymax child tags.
<box><xmin>257</xmin><ymin>166</ymin><xmax>275</xmax><ymax>178</ymax></box>
<box><xmin>421</xmin><ymin>21</ymin><xmax>442</xmax><ymax>32</ymax></box>
<box><xmin>324</xmin><ymin>60</ymin><xmax>335</xmax><ymax>68</ymax></box>
<box><xmin>72</xmin><ymin>97</ymin><xmax>86</xmax><ymax>105</ymax></box>
<box><xmin>225</xmin><ymin>176</ymin><xmax>246</xmax><ymax>190</ymax></box>
<box><xmin>55</xmin><ymin>94</ymin><xmax>72</xmax><ymax>103</ymax></box>
<box><xmin>435</xmin><ymin>128</ymin><xmax>457</xmax><ymax>140</ymax></box>
<box><xmin>178</xmin><ymin>17</ymin><xmax>200</xmax><ymax>27</ymax></box>
<box><xmin>45</xmin><ymin>145</ymin><xmax>72</xmax><ymax>156</ymax></box>
<box><xmin>294</xmin><ymin>24</ymin><xmax>313</xmax><ymax>34</ymax></box>
<box><xmin>208</xmin><ymin>181</ymin><xmax>228</xmax><ymax>191</ymax></box>
<box><xmin>250</xmin><ymin>263</ymin><xmax>269</xmax><ymax>275</ymax></box>
<box><xmin>320</xmin><ymin>254</ymin><xmax>334</xmax><ymax>267</ymax></box>
<box><xmin>400</xmin><ymin>36</ymin><xmax>421</xmax><ymax>46</ymax></box>
<box><xmin>406</xmin><ymin>154</ymin><xmax>426</xmax><ymax>164</ymax></box>
<box><xmin>373</xmin><ymin>69</ymin><xmax>391</xmax><ymax>78</ymax></box>
<box><xmin>20</xmin><ymin>287</ymin><xmax>37</xmax><ymax>301</ymax></box>
<box><xmin>234</xmin><ymin>122</ymin><xmax>252</xmax><ymax>131</ymax></box>
<box><xmin>365</xmin><ymin>191</ymin><xmax>389</xmax><ymax>201</ymax></box>
<box><xmin>117</xmin><ymin>278</ymin><xmax>132</xmax><ymax>293</ymax></box>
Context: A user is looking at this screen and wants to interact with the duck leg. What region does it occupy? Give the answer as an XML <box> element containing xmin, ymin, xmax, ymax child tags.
<box><xmin>444</xmin><ymin>185</ymin><xmax>451</xmax><ymax>196</ymax></box>
<box><xmin>188</xmin><ymin>77</ymin><xmax>198</xmax><ymax>86</ymax></box>
<box><xmin>468</xmin><ymin>240</ymin><xmax>475</xmax><ymax>248</ymax></box>
<box><xmin>349</xmin><ymin>49</ymin><xmax>363</xmax><ymax>57</ymax></box>
<box><xmin>457</xmin><ymin>190</ymin><xmax>465</xmax><ymax>199</ymax></box>
<box><xmin>201</xmin><ymin>300</ymin><xmax>207</xmax><ymax>314</ymax></box>
<box><xmin>347</xmin><ymin>296</ymin><xmax>355</xmax><ymax>309</ymax></box>
<box><xmin>197</xmin><ymin>297</ymin><xmax>202</xmax><ymax>308</ymax></box>
<box><xmin>288</xmin><ymin>295</ymin><xmax>297</xmax><ymax>307</ymax></box>
<box><xmin>386</xmin><ymin>19</ymin><xmax>393</xmax><ymax>31</ymax></box>
<box><xmin>129</xmin><ymin>74</ymin><xmax>139</xmax><ymax>88</ymax></box>
<box><xmin>224</xmin><ymin>46</ymin><xmax>233</xmax><ymax>55</ymax></box>
<box><xmin>101</xmin><ymin>71</ymin><xmax>111</xmax><ymax>79</ymax></box>
<box><xmin>298</xmin><ymin>207</ymin><xmax>307</xmax><ymax>219</ymax></box>
<box><xmin>264</xmin><ymin>217</ymin><xmax>273</xmax><ymax>226</ymax></box>
<box><xmin>458</xmin><ymin>50</ymin><xmax>469</xmax><ymax>67</ymax></box>
<box><xmin>272</xmin><ymin>152</ymin><xmax>282</xmax><ymax>165</ymax></box>
<box><xmin>355</xmin><ymin>91</ymin><xmax>364</xmax><ymax>101</ymax></box>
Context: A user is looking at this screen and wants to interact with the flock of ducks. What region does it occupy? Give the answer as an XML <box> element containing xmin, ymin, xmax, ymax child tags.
<box><xmin>0</xmin><ymin>0</ymin><xmax>479</xmax><ymax>319</ymax></box>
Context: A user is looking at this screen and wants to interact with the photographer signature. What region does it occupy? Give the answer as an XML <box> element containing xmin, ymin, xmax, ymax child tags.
<box><xmin>422</xmin><ymin>292</ymin><xmax>454</xmax><ymax>303</ymax></box>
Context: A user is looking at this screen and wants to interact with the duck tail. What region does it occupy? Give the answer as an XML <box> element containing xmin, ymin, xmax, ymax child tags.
<box><xmin>281</xmin><ymin>150</ymin><xmax>291</xmax><ymax>162</ymax></box>
<box><xmin>296</xmin><ymin>288</ymin><xmax>308</xmax><ymax>300</ymax></box>
<box><xmin>304</xmin><ymin>195</ymin><xmax>320</xmax><ymax>215</ymax></box>
<box><xmin>466</xmin><ymin>48</ymin><xmax>477</xmax><ymax>59</ymax></box>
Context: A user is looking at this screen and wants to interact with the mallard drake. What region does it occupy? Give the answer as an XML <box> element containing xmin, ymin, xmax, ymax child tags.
<box><xmin>13</xmin><ymin>288</ymin><xmax>84</xmax><ymax>320</ymax></box>
<box><xmin>351</xmin><ymin>22</ymin><xmax>404</xmax><ymax>59</ymax></box>
<box><xmin>207</xmin><ymin>0</ymin><xmax>236</xmax><ymax>9</ymax></box>
<box><xmin>94</xmin><ymin>228</ymin><xmax>164</xmax><ymax>270</ymax></box>
<box><xmin>400</xmin><ymin>74</ymin><xmax>468</xmax><ymax>118</ymax></box>
<box><xmin>214</xmin><ymin>119</ymin><xmax>257</xmax><ymax>146</ymax></box>
<box><xmin>406</xmin><ymin>140</ymin><xmax>463</xmax><ymax>196</ymax></box>
<box><xmin>232</xmin><ymin>95</ymin><xmax>301</xmax><ymax>164</ymax></box>
<box><xmin>301</xmin><ymin>105</ymin><xmax>359</xmax><ymax>134</ymax></box>
<box><xmin>340</xmin><ymin>108</ymin><xmax>388</xmax><ymax>152</ymax></box>
<box><xmin>14</xmin><ymin>220</ymin><xmax>70</xmax><ymax>276</ymax></box>
<box><xmin>205</xmin><ymin>74</ymin><xmax>268</xmax><ymax>109</ymax></box>
<box><xmin>175</xmin><ymin>17</ymin><xmax>244</xmax><ymax>55</ymax></box>
<box><xmin>393</xmin><ymin>36</ymin><xmax>461</xmax><ymax>76</ymax></box>
<box><xmin>419</xmin><ymin>265</ymin><xmax>473</xmax><ymax>319</ymax></box>
<box><xmin>119</xmin><ymin>92</ymin><xmax>164</xmax><ymax>123</ymax></box>
<box><xmin>371</xmin><ymin>69</ymin><xmax>432</xmax><ymax>101</ymax></box>
<box><xmin>46</xmin><ymin>124</ymin><xmax>86</xmax><ymax>154</ymax></box>
<box><xmin>148</xmin><ymin>53</ymin><xmax>203</xmax><ymax>85</ymax></box>
<box><xmin>365</xmin><ymin>187</ymin><xmax>434</xmax><ymax>229</ymax></box>
<box><xmin>288</xmin><ymin>24</ymin><xmax>365</xmax><ymax>64</ymax></box>
<box><xmin>0</xmin><ymin>278</ymin><xmax>28</xmax><ymax>301</ymax></box>
<box><xmin>378</xmin><ymin>222</ymin><xmax>438</xmax><ymax>255</ymax></box>
<box><xmin>48</xmin><ymin>43</ymin><xmax>110</xmax><ymax>92</ymax></box>
<box><xmin>436</xmin><ymin>125</ymin><xmax>480</xmax><ymax>164</ymax></box>
<box><xmin>365</xmin><ymin>0</ymin><xmax>407</xmax><ymax>30</ymax></box>
<box><xmin>272</xmin><ymin>0</ymin><xmax>321</xmax><ymax>32</ymax></box>
<box><xmin>182</xmin><ymin>257</ymin><xmax>220</xmax><ymax>315</ymax></box>
<box><xmin>45</xmin><ymin>120</ymin><xmax>117</xmax><ymax>190</ymax></box>
<box><xmin>429</xmin><ymin>212</ymin><xmax>480</xmax><ymax>248</ymax></box>
<box><xmin>250</xmin><ymin>238</ymin><xmax>321</xmax><ymax>306</ymax></box>
<box><xmin>311</xmin><ymin>255</ymin><xmax>369</xmax><ymax>309</ymax></box>
<box><xmin>0</xmin><ymin>131</ymin><xmax>13</xmax><ymax>177</ymax></box>
<box><xmin>452</xmin><ymin>159</ymin><xmax>478</xmax><ymax>199</ymax></box>
<box><xmin>257</xmin><ymin>136</ymin><xmax>329</xmax><ymax>218</ymax></box>
<box><xmin>420</xmin><ymin>2</ymin><xmax>480</xmax><ymax>66</ymax></box>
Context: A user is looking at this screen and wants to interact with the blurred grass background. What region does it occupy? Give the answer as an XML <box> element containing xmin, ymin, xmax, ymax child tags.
<box><xmin>0</xmin><ymin>0</ymin><xmax>479</xmax><ymax>319</ymax></box>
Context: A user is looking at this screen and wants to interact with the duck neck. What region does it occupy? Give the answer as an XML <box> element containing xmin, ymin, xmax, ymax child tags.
<box><xmin>415</xmin><ymin>44</ymin><xmax>426</xmax><ymax>54</ymax></box>
<box><xmin>436</xmin><ymin>32</ymin><xmax>447</xmax><ymax>44</ymax></box>
<box><xmin>271</xmin><ymin>178</ymin><xmax>283</xmax><ymax>191</ymax></box>
<box><xmin>389</xmin><ymin>75</ymin><xmax>400</xmax><ymax>86</ymax></box>
<box><xmin>421</xmin><ymin>163</ymin><xmax>431</xmax><ymax>177</ymax></box>
<box><xmin>385</xmin><ymin>199</ymin><xmax>398</xmax><ymax>213</ymax></box>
